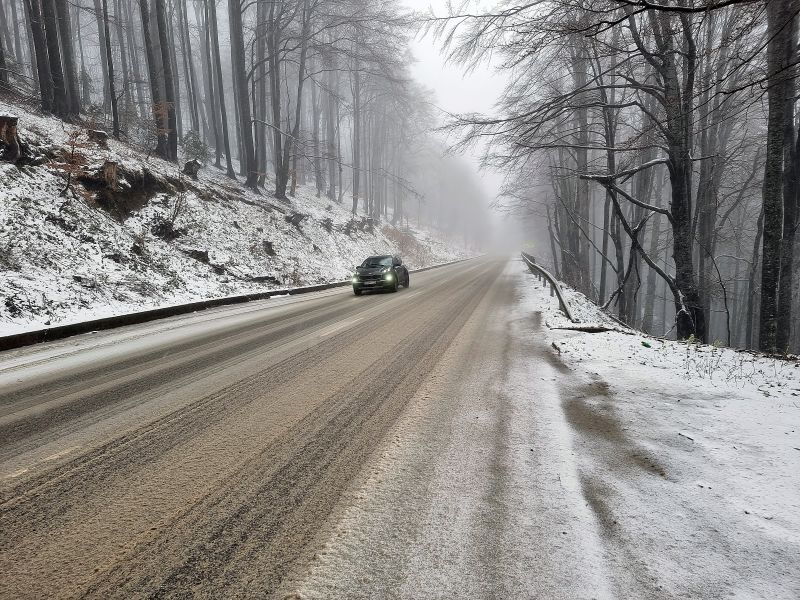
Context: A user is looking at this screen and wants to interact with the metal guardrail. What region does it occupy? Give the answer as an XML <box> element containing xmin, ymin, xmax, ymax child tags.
<box><xmin>0</xmin><ymin>256</ymin><xmax>477</xmax><ymax>352</ymax></box>
<box><xmin>520</xmin><ymin>252</ymin><xmax>578</xmax><ymax>323</ymax></box>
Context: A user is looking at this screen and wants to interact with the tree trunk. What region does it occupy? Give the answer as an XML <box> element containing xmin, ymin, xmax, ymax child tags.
<box><xmin>101</xmin><ymin>0</ymin><xmax>119</xmax><ymax>138</ymax></box>
<box><xmin>24</xmin><ymin>0</ymin><xmax>52</xmax><ymax>112</ymax></box>
<box><xmin>662</xmin><ymin>22</ymin><xmax>705</xmax><ymax>341</ymax></box>
<box><xmin>351</xmin><ymin>65</ymin><xmax>361</xmax><ymax>214</ymax></box>
<box><xmin>747</xmin><ymin>207</ymin><xmax>765</xmax><ymax>349</ymax></box>
<box><xmin>286</xmin><ymin>0</ymin><xmax>311</xmax><ymax>198</ymax></box>
<box><xmin>0</xmin><ymin>21</ymin><xmax>6</xmax><ymax>88</ymax></box>
<box><xmin>777</xmin><ymin>39</ymin><xmax>800</xmax><ymax>352</ymax></box>
<box><xmin>55</xmin><ymin>0</ymin><xmax>80</xmax><ymax>116</ymax></box>
<box><xmin>641</xmin><ymin>212</ymin><xmax>663</xmax><ymax>333</ymax></box>
<box><xmin>23</xmin><ymin>0</ymin><xmax>40</xmax><ymax>97</ymax></box>
<box><xmin>139</xmin><ymin>0</ymin><xmax>169</xmax><ymax>157</ymax></box>
<box><xmin>254</xmin><ymin>0</ymin><xmax>268</xmax><ymax>185</ymax></box>
<box><xmin>0</xmin><ymin>2</ymin><xmax>13</xmax><ymax>61</ymax></box>
<box><xmin>267</xmin><ymin>0</ymin><xmax>286</xmax><ymax>196</ymax></box>
<box><xmin>166</xmin><ymin>1</ymin><xmax>183</xmax><ymax>141</ymax></box>
<box><xmin>112</xmin><ymin>0</ymin><xmax>133</xmax><ymax>122</ymax></box>
<box><xmin>571</xmin><ymin>46</ymin><xmax>591</xmax><ymax>294</ymax></box>
<box><xmin>198</xmin><ymin>0</ymin><xmax>221</xmax><ymax>162</ymax></box>
<box><xmin>760</xmin><ymin>0</ymin><xmax>795</xmax><ymax>352</ymax></box>
<box><xmin>41</xmin><ymin>0</ymin><xmax>69</xmax><ymax>119</ymax></box>
<box><xmin>92</xmin><ymin>0</ymin><xmax>111</xmax><ymax>111</ymax></box>
<box><xmin>154</xmin><ymin>0</ymin><xmax>177</xmax><ymax>160</ymax></box>
<box><xmin>311</xmin><ymin>70</ymin><xmax>324</xmax><ymax>197</ymax></box>
<box><xmin>178</xmin><ymin>0</ymin><xmax>201</xmax><ymax>135</ymax></box>
<box><xmin>207</xmin><ymin>0</ymin><xmax>234</xmax><ymax>177</ymax></box>
<box><xmin>10</xmin><ymin>0</ymin><xmax>26</xmax><ymax>79</ymax></box>
<box><xmin>228</xmin><ymin>0</ymin><xmax>258</xmax><ymax>188</ymax></box>
<box><xmin>121</xmin><ymin>0</ymin><xmax>147</xmax><ymax>120</ymax></box>
<box><xmin>326</xmin><ymin>61</ymin><xmax>338</xmax><ymax>201</ymax></box>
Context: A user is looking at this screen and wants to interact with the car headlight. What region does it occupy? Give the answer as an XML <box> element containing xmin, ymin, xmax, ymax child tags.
<box><xmin>384</xmin><ymin>272</ymin><xmax>394</xmax><ymax>280</ymax></box>
<box><xmin>351</xmin><ymin>276</ymin><xmax>359</xmax><ymax>283</ymax></box>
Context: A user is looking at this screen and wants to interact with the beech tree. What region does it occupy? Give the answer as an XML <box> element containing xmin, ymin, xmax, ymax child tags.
<box><xmin>433</xmin><ymin>0</ymin><xmax>798</xmax><ymax>351</ymax></box>
<box><xmin>7</xmin><ymin>0</ymin><xmax>486</xmax><ymax>257</ymax></box>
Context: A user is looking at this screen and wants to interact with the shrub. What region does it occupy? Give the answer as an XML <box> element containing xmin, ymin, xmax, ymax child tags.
<box><xmin>182</xmin><ymin>130</ymin><xmax>209</xmax><ymax>164</ymax></box>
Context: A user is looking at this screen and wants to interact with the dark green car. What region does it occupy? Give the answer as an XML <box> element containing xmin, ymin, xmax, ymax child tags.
<box><xmin>351</xmin><ymin>255</ymin><xmax>410</xmax><ymax>295</ymax></box>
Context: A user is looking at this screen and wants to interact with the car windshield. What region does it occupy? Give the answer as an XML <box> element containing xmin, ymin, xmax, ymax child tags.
<box><xmin>361</xmin><ymin>257</ymin><xmax>393</xmax><ymax>267</ymax></box>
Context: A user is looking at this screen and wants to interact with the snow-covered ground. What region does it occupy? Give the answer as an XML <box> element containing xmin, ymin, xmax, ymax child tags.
<box><xmin>0</xmin><ymin>98</ymin><xmax>475</xmax><ymax>335</ymax></box>
<box><xmin>522</xmin><ymin>264</ymin><xmax>800</xmax><ymax>598</ymax></box>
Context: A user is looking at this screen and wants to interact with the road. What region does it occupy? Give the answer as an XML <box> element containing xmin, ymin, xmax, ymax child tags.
<box><xmin>2</xmin><ymin>257</ymin><xmax>596</xmax><ymax>599</ymax></box>
<box><xmin>9</xmin><ymin>255</ymin><xmax>789</xmax><ymax>600</ymax></box>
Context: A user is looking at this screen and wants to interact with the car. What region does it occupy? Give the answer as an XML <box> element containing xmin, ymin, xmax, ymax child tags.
<box><xmin>351</xmin><ymin>255</ymin><xmax>410</xmax><ymax>295</ymax></box>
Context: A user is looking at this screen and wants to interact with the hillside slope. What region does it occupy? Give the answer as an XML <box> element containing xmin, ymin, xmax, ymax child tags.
<box><xmin>0</xmin><ymin>99</ymin><xmax>474</xmax><ymax>335</ymax></box>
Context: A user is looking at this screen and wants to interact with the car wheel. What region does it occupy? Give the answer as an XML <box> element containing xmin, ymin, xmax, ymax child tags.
<box><xmin>391</xmin><ymin>279</ymin><xmax>399</xmax><ymax>292</ymax></box>
<box><xmin>353</xmin><ymin>287</ymin><xmax>362</xmax><ymax>296</ymax></box>
<box><xmin>404</xmin><ymin>273</ymin><xmax>410</xmax><ymax>288</ymax></box>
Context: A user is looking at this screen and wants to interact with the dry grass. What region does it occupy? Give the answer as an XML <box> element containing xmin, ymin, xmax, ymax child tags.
<box><xmin>381</xmin><ymin>225</ymin><xmax>433</xmax><ymax>267</ymax></box>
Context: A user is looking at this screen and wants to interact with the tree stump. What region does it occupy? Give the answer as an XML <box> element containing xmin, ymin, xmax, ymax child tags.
<box><xmin>182</xmin><ymin>159</ymin><xmax>202</xmax><ymax>179</ymax></box>
<box><xmin>103</xmin><ymin>160</ymin><xmax>118</xmax><ymax>191</ymax></box>
<box><xmin>0</xmin><ymin>114</ymin><xmax>21</xmax><ymax>162</ymax></box>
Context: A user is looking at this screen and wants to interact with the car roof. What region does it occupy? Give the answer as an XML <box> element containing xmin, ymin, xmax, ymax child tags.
<box><xmin>366</xmin><ymin>254</ymin><xmax>394</xmax><ymax>259</ymax></box>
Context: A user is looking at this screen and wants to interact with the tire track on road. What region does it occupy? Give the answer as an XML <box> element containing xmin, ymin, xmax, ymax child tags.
<box><xmin>81</xmin><ymin>263</ymin><xmax>501</xmax><ymax>599</ymax></box>
<box><xmin>0</xmin><ymin>260</ymin><xmax>499</xmax><ymax>599</ymax></box>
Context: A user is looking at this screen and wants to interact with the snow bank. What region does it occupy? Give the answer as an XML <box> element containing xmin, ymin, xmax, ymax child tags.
<box><xmin>518</xmin><ymin>265</ymin><xmax>800</xmax><ymax>598</ymax></box>
<box><xmin>532</xmin><ymin>277</ymin><xmax>625</xmax><ymax>331</ymax></box>
<box><xmin>0</xmin><ymin>99</ymin><xmax>476</xmax><ymax>335</ymax></box>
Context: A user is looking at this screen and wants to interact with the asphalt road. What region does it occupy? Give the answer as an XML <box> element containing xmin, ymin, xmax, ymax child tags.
<box><xmin>1</xmin><ymin>257</ymin><xmax>530</xmax><ymax>599</ymax></box>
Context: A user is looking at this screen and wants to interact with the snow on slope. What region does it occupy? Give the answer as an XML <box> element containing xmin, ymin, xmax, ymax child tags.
<box><xmin>519</xmin><ymin>264</ymin><xmax>800</xmax><ymax>598</ymax></box>
<box><xmin>0</xmin><ymin>99</ymin><xmax>474</xmax><ymax>335</ymax></box>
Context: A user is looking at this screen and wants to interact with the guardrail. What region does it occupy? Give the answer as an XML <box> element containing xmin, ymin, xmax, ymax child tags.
<box><xmin>520</xmin><ymin>252</ymin><xmax>578</xmax><ymax>323</ymax></box>
<box><xmin>0</xmin><ymin>256</ymin><xmax>477</xmax><ymax>352</ymax></box>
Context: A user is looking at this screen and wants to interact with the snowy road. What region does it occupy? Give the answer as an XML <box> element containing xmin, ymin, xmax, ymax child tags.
<box><xmin>1</xmin><ymin>257</ymin><xmax>797</xmax><ymax>599</ymax></box>
<box><xmin>0</xmin><ymin>257</ymin><xmax>517</xmax><ymax>599</ymax></box>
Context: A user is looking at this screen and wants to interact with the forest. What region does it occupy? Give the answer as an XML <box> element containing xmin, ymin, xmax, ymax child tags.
<box><xmin>432</xmin><ymin>0</ymin><xmax>800</xmax><ymax>354</ymax></box>
<box><xmin>0</xmin><ymin>0</ymin><xmax>487</xmax><ymax>248</ymax></box>
<box><xmin>1</xmin><ymin>0</ymin><xmax>798</xmax><ymax>353</ymax></box>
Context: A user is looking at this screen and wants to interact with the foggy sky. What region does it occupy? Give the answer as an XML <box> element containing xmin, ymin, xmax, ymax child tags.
<box><xmin>402</xmin><ymin>0</ymin><xmax>510</xmax><ymax>212</ymax></box>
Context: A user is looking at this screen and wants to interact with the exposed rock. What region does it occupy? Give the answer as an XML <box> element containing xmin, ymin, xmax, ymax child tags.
<box><xmin>72</xmin><ymin>274</ymin><xmax>97</xmax><ymax>288</ymax></box>
<box><xmin>285</xmin><ymin>212</ymin><xmax>308</xmax><ymax>230</ymax></box>
<box><xmin>251</xmin><ymin>274</ymin><xmax>282</xmax><ymax>286</ymax></box>
<box><xmin>181</xmin><ymin>248</ymin><xmax>210</xmax><ymax>263</ymax></box>
<box><xmin>103</xmin><ymin>252</ymin><xmax>126</xmax><ymax>264</ymax></box>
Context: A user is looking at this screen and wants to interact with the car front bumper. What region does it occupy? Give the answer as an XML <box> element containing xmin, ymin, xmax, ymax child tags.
<box><xmin>353</xmin><ymin>278</ymin><xmax>394</xmax><ymax>291</ymax></box>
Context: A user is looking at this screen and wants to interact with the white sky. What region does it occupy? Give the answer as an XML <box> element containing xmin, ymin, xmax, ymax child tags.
<box><xmin>402</xmin><ymin>0</ymin><xmax>509</xmax><ymax>207</ymax></box>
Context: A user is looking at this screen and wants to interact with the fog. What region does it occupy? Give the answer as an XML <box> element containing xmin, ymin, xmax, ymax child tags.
<box><xmin>401</xmin><ymin>0</ymin><xmax>526</xmax><ymax>253</ymax></box>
